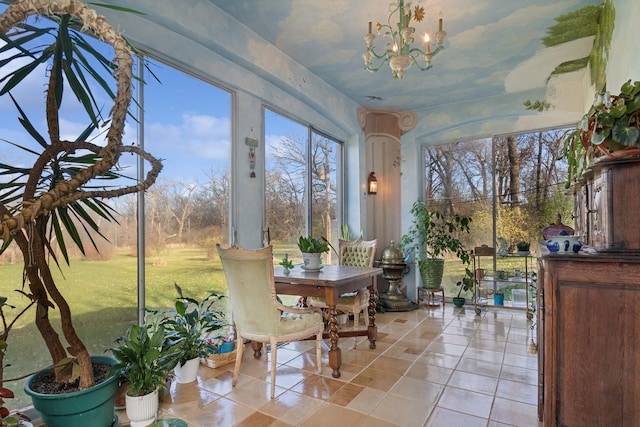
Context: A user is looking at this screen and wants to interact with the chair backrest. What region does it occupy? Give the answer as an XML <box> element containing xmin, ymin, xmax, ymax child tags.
<box><xmin>216</xmin><ymin>244</ymin><xmax>283</xmax><ymax>336</ymax></box>
<box><xmin>338</xmin><ymin>238</ymin><xmax>377</xmax><ymax>267</ymax></box>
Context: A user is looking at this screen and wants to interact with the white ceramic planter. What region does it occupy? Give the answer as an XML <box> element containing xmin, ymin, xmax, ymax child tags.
<box><xmin>301</xmin><ymin>252</ymin><xmax>322</xmax><ymax>269</ymax></box>
<box><xmin>125</xmin><ymin>388</ymin><xmax>158</xmax><ymax>427</ymax></box>
<box><xmin>173</xmin><ymin>357</ymin><xmax>200</xmax><ymax>384</ymax></box>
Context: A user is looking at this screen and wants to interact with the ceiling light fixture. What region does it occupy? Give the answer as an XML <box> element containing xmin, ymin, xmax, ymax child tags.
<box><xmin>363</xmin><ymin>0</ymin><xmax>446</xmax><ymax>79</ymax></box>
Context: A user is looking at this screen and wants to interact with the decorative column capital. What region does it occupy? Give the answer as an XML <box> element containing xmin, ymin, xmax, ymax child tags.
<box><xmin>357</xmin><ymin>107</ymin><xmax>417</xmax><ymax>139</ymax></box>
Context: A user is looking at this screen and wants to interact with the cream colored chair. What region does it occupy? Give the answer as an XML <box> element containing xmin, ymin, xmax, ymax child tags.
<box><xmin>308</xmin><ymin>238</ymin><xmax>377</xmax><ymax>348</ymax></box>
<box><xmin>216</xmin><ymin>244</ymin><xmax>324</xmax><ymax>399</ymax></box>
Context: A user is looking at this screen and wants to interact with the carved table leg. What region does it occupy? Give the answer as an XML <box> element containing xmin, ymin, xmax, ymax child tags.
<box><xmin>327</xmin><ymin>304</ymin><xmax>342</xmax><ymax>378</ymax></box>
<box><xmin>367</xmin><ymin>284</ymin><xmax>377</xmax><ymax>349</ymax></box>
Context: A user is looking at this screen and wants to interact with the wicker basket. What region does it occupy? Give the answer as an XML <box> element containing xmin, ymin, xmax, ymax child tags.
<box><xmin>201</xmin><ymin>350</ymin><xmax>237</xmax><ymax>369</ymax></box>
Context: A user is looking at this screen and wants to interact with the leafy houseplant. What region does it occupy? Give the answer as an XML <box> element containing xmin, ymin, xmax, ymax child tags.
<box><xmin>152</xmin><ymin>284</ymin><xmax>228</xmax><ymax>366</ymax></box>
<box><xmin>0</xmin><ymin>0</ymin><xmax>162</xmax><ymax>407</ymax></box>
<box><xmin>297</xmin><ymin>236</ymin><xmax>330</xmax><ymax>270</ymax></box>
<box><xmin>564</xmin><ymin>79</ymin><xmax>640</xmax><ymax>186</ymax></box>
<box><xmin>400</xmin><ymin>200</ymin><xmax>472</xmax><ymax>289</ymax></box>
<box><xmin>110</xmin><ymin>324</ymin><xmax>180</xmax><ymax>426</ymax></box>
<box><xmin>297</xmin><ymin>236</ymin><xmax>330</xmax><ymax>253</ymax></box>
<box><xmin>110</xmin><ymin>324</ymin><xmax>179</xmax><ymax>398</ymax></box>
<box><xmin>453</xmin><ymin>268</ymin><xmax>474</xmax><ymax>307</ymax></box>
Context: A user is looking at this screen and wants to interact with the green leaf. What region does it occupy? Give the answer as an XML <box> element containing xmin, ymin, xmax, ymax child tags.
<box><xmin>612</xmin><ymin>121</ymin><xmax>640</xmax><ymax>147</ymax></box>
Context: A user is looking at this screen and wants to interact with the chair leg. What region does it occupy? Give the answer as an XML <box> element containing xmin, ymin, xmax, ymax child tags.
<box><xmin>352</xmin><ymin>308</ymin><xmax>359</xmax><ymax>349</ymax></box>
<box><xmin>232</xmin><ymin>332</ymin><xmax>244</xmax><ymax>387</ymax></box>
<box><xmin>270</xmin><ymin>337</ymin><xmax>277</xmax><ymax>399</ymax></box>
<box><xmin>315</xmin><ymin>331</ymin><xmax>322</xmax><ymax>374</ymax></box>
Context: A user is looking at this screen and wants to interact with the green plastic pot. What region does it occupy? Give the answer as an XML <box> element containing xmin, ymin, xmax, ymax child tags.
<box><xmin>24</xmin><ymin>355</ymin><xmax>118</xmax><ymax>427</ymax></box>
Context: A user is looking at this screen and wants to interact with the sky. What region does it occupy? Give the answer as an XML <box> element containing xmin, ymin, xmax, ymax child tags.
<box><xmin>0</xmin><ymin>3</ymin><xmax>300</xmax><ymax>191</ymax></box>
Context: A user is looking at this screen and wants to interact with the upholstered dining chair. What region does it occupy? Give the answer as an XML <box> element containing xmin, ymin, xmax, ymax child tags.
<box><xmin>216</xmin><ymin>244</ymin><xmax>324</xmax><ymax>399</ymax></box>
<box><xmin>308</xmin><ymin>238</ymin><xmax>377</xmax><ymax>348</ymax></box>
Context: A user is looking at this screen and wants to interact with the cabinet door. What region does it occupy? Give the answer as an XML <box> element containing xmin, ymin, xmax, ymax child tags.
<box><xmin>589</xmin><ymin>169</ymin><xmax>610</xmax><ymax>250</ymax></box>
<box><xmin>555</xmin><ymin>279</ymin><xmax>640</xmax><ymax>426</ymax></box>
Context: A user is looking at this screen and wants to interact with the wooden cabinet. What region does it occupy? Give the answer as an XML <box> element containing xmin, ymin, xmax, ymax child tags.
<box><xmin>572</xmin><ymin>157</ymin><xmax>640</xmax><ymax>251</ymax></box>
<box><xmin>540</xmin><ymin>158</ymin><xmax>640</xmax><ymax>426</ymax></box>
<box><xmin>538</xmin><ymin>255</ymin><xmax>640</xmax><ymax>426</ymax></box>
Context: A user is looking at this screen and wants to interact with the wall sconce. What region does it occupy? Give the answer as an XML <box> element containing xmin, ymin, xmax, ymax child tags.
<box><xmin>367</xmin><ymin>171</ymin><xmax>378</xmax><ymax>195</ymax></box>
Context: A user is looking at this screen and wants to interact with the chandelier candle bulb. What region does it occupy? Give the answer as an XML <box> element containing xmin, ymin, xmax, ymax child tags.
<box><xmin>368</xmin><ymin>21</ymin><xmax>372</xmax><ymax>34</ymax></box>
<box><xmin>439</xmin><ymin>17</ymin><xmax>443</xmax><ymax>31</ymax></box>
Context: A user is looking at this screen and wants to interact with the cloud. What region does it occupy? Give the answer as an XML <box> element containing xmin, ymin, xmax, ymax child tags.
<box><xmin>147</xmin><ymin>113</ymin><xmax>231</xmax><ymax>162</ymax></box>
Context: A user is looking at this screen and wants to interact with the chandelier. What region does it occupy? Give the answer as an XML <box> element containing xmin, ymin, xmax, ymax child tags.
<box><xmin>363</xmin><ymin>0</ymin><xmax>446</xmax><ymax>79</ymax></box>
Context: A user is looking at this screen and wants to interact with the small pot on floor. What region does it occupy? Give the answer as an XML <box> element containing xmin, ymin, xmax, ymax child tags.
<box><xmin>452</xmin><ymin>297</ymin><xmax>465</xmax><ymax>307</ymax></box>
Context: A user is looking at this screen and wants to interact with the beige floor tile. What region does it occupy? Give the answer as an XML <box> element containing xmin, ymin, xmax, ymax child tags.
<box><xmin>495</xmin><ymin>379</ymin><xmax>538</xmax><ymax>405</ymax></box>
<box><xmin>463</xmin><ymin>347</ymin><xmax>505</xmax><ymax>364</ymax></box>
<box><xmin>351</xmin><ymin>366</ymin><xmax>402</xmax><ymax>392</ymax></box>
<box><xmin>437</xmin><ymin>386</ymin><xmax>494</xmax><ymax>419</ymax></box>
<box><xmin>300</xmin><ymin>402</ymin><xmax>368</xmax><ymax>427</ymax></box>
<box><xmin>426</xmin><ymin>341</ymin><xmax>468</xmax><ymax>357</ymax></box>
<box><xmin>416</xmin><ymin>351</ymin><xmax>461</xmax><ymax>369</ymax></box>
<box><xmin>389</xmin><ymin>376</ymin><xmax>443</xmax><ymax>404</ymax></box>
<box><xmin>502</xmin><ymin>352</ymin><xmax>538</xmax><ymax>370</ymax></box>
<box><xmin>456</xmin><ymin>356</ymin><xmax>502</xmax><ymax>378</ymax></box>
<box><xmin>259</xmin><ymin>390</ymin><xmax>324</xmax><ymax>425</ymax></box>
<box><xmin>226</xmin><ymin>378</ymin><xmax>284</xmax><ymax>408</ymax></box>
<box><xmin>368</xmin><ymin>355</ymin><xmax>414</xmax><ymax>376</ymax></box>
<box><xmin>370</xmin><ymin>393</ymin><xmax>431</xmax><ymax>427</ymax></box>
<box><xmin>178</xmin><ymin>396</ymin><xmax>254</xmax><ymax>426</ymax></box>
<box><xmin>404</xmin><ymin>360</ymin><xmax>453</xmax><ymax>384</ymax></box>
<box><xmin>345</xmin><ymin>386</ymin><xmax>386</xmax><ymax>414</ymax></box>
<box><xmin>498</xmin><ymin>365</ymin><xmax>537</xmax><ymax>386</ymax></box>
<box><xmin>447</xmin><ymin>371</ymin><xmax>498</xmax><ymax>396</ymax></box>
<box><xmin>357</xmin><ymin>416</ymin><xmax>403</xmax><ymax>426</ymax></box>
<box><xmin>490</xmin><ymin>396</ymin><xmax>540</xmax><ymax>426</ymax></box>
<box><xmin>426</xmin><ymin>406</ymin><xmax>488</xmax><ymax>427</ymax></box>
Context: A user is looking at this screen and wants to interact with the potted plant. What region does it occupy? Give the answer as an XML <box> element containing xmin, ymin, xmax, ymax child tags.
<box><xmin>150</xmin><ymin>284</ymin><xmax>228</xmax><ymax>384</ymax></box>
<box><xmin>297</xmin><ymin>236</ymin><xmax>330</xmax><ymax>270</ymax></box>
<box><xmin>279</xmin><ymin>254</ymin><xmax>295</xmax><ymax>275</ymax></box>
<box><xmin>563</xmin><ymin>79</ymin><xmax>640</xmax><ymax>186</ymax></box>
<box><xmin>516</xmin><ymin>241</ymin><xmax>530</xmax><ymax>255</ymax></box>
<box><xmin>453</xmin><ymin>268</ymin><xmax>475</xmax><ymax>307</ymax></box>
<box><xmin>110</xmin><ymin>324</ymin><xmax>181</xmax><ymax>427</ymax></box>
<box><xmin>400</xmin><ymin>200</ymin><xmax>472</xmax><ymax>289</ymax></box>
<box><xmin>0</xmin><ymin>1</ymin><xmax>162</xmax><ymax>425</ymax></box>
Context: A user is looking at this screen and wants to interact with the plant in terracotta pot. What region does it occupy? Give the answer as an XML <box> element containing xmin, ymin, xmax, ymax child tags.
<box><xmin>400</xmin><ymin>200</ymin><xmax>472</xmax><ymax>289</ymax></box>
<box><xmin>0</xmin><ymin>1</ymin><xmax>162</xmax><ymax>424</ymax></box>
<box><xmin>563</xmin><ymin>79</ymin><xmax>640</xmax><ymax>186</ymax></box>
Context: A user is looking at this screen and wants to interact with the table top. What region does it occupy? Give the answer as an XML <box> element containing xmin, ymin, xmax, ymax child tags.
<box><xmin>274</xmin><ymin>264</ymin><xmax>381</xmax><ymax>285</ymax></box>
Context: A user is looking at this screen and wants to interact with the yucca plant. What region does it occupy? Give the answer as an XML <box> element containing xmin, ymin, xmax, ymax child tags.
<box><xmin>0</xmin><ymin>0</ymin><xmax>162</xmax><ymax>390</ymax></box>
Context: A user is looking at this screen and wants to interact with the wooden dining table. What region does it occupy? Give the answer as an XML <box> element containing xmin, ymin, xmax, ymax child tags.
<box><xmin>272</xmin><ymin>264</ymin><xmax>382</xmax><ymax>378</ymax></box>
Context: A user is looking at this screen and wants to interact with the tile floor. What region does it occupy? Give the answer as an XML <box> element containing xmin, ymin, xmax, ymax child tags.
<box><xmin>117</xmin><ymin>302</ymin><xmax>542</xmax><ymax>427</ymax></box>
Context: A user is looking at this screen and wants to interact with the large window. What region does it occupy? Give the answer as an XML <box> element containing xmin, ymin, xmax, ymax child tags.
<box><xmin>423</xmin><ymin>129</ymin><xmax>573</xmax><ymax>304</ymax></box>
<box><xmin>0</xmin><ymin>49</ymin><xmax>232</xmax><ymax>407</ymax></box>
<box><xmin>264</xmin><ymin>109</ymin><xmax>343</xmax><ymax>266</ymax></box>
